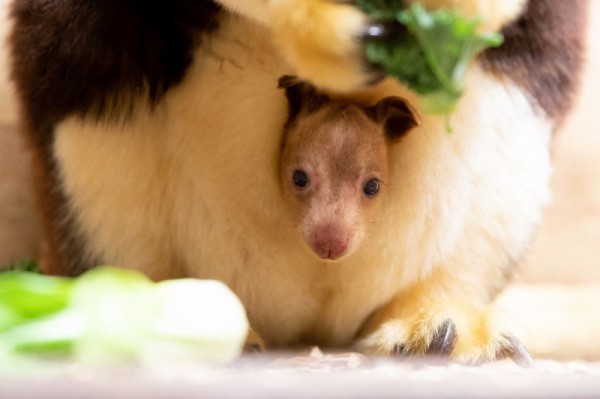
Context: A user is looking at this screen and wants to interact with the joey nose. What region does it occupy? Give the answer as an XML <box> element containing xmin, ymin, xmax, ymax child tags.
<box><xmin>310</xmin><ymin>225</ymin><xmax>350</xmax><ymax>260</ymax></box>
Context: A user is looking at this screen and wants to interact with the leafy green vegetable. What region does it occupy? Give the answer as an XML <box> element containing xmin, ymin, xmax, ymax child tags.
<box><xmin>1</xmin><ymin>310</ymin><xmax>83</xmax><ymax>355</ymax></box>
<box><xmin>0</xmin><ymin>272</ymin><xmax>73</xmax><ymax>331</ymax></box>
<box><xmin>356</xmin><ymin>1</ymin><xmax>503</xmax><ymax>114</ymax></box>
<box><xmin>0</xmin><ymin>267</ymin><xmax>249</xmax><ymax>369</ymax></box>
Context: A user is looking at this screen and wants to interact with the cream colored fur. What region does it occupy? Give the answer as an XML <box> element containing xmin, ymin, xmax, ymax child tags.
<box><xmin>54</xmin><ymin>3</ymin><xmax>552</xmax><ymax>356</ymax></box>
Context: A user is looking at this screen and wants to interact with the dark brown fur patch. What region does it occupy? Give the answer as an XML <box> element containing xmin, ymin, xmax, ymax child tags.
<box><xmin>28</xmin><ymin>138</ymin><xmax>98</xmax><ymax>276</ymax></box>
<box><xmin>10</xmin><ymin>0</ymin><xmax>221</xmax><ymax>132</ymax></box>
<box><xmin>480</xmin><ymin>0</ymin><xmax>587</xmax><ymax>123</ymax></box>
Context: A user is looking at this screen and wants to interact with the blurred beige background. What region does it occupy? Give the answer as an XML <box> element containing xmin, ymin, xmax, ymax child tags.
<box><xmin>0</xmin><ymin>0</ymin><xmax>40</xmax><ymax>264</ymax></box>
<box><xmin>0</xmin><ymin>0</ymin><xmax>16</xmax><ymax>124</ymax></box>
<box><xmin>520</xmin><ymin>1</ymin><xmax>600</xmax><ymax>284</ymax></box>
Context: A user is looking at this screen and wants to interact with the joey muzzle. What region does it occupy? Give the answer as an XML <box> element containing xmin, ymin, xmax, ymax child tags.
<box><xmin>308</xmin><ymin>224</ymin><xmax>351</xmax><ymax>260</ymax></box>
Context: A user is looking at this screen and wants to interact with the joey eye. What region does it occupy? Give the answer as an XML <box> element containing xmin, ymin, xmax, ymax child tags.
<box><xmin>363</xmin><ymin>179</ymin><xmax>380</xmax><ymax>196</ymax></box>
<box><xmin>293</xmin><ymin>170</ymin><xmax>309</xmax><ymax>188</ymax></box>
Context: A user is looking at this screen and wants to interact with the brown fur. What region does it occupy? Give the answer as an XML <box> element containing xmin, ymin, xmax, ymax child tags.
<box><xmin>480</xmin><ymin>0</ymin><xmax>587</xmax><ymax>123</ymax></box>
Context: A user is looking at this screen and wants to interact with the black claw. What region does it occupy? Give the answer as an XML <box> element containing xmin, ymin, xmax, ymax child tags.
<box><xmin>365</xmin><ymin>67</ymin><xmax>386</xmax><ymax>85</ymax></box>
<box><xmin>427</xmin><ymin>320</ymin><xmax>456</xmax><ymax>356</ymax></box>
<box><xmin>392</xmin><ymin>344</ymin><xmax>407</xmax><ymax>356</ymax></box>
<box><xmin>244</xmin><ymin>339</ymin><xmax>266</xmax><ymax>354</ymax></box>
<box><xmin>245</xmin><ymin>343</ymin><xmax>264</xmax><ymax>354</ymax></box>
<box><xmin>359</xmin><ymin>54</ymin><xmax>386</xmax><ymax>86</ymax></box>
<box><xmin>498</xmin><ymin>335</ymin><xmax>535</xmax><ymax>368</ymax></box>
<box><xmin>362</xmin><ymin>21</ymin><xmax>407</xmax><ymax>41</ymax></box>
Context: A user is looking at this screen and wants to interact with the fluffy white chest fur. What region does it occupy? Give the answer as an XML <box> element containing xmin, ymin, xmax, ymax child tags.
<box><xmin>54</xmin><ymin>14</ymin><xmax>552</xmax><ymax>347</ymax></box>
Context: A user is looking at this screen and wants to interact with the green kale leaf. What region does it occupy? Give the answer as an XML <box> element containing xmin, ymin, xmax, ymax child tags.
<box><xmin>357</xmin><ymin>1</ymin><xmax>503</xmax><ymax>114</ymax></box>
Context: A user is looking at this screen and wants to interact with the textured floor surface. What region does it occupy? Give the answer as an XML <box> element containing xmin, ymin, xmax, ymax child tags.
<box><xmin>1</xmin><ymin>350</ymin><xmax>600</xmax><ymax>399</ymax></box>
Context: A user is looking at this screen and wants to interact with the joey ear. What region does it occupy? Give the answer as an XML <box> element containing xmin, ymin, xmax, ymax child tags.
<box><xmin>367</xmin><ymin>97</ymin><xmax>418</xmax><ymax>141</ymax></box>
<box><xmin>278</xmin><ymin>75</ymin><xmax>329</xmax><ymax>120</ymax></box>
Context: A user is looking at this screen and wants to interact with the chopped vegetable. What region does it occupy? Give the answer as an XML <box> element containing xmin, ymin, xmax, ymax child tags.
<box><xmin>0</xmin><ymin>272</ymin><xmax>73</xmax><ymax>331</ymax></box>
<box><xmin>356</xmin><ymin>1</ymin><xmax>504</xmax><ymax>114</ymax></box>
<box><xmin>0</xmin><ymin>267</ymin><xmax>249</xmax><ymax>369</ymax></box>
